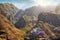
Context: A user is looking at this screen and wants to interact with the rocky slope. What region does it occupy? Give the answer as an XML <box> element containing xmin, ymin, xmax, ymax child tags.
<box><xmin>22</xmin><ymin>21</ymin><xmax>60</xmax><ymax>40</ymax></box>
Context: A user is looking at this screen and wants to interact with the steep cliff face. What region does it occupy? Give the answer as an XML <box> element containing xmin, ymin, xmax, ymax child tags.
<box><xmin>38</xmin><ymin>12</ymin><xmax>60</xmax><ymax>26</ymax></box>
<box><xmin>55</xmin><ymin>4</ymin><xmax>60</xmax><ymax>14</ymax></box>
<box><xmin>0</xmin><ymin>14</ymin><xmax>26</xmax><ymax>40</ymax></box>
<box><xmin>15</xmin><ymin>16</ymin><xmax>26</xmax><ymax>28</ymax></box>
<box><xmin>0</xmin><ymin>3</ymin><xmax>19</xmax><ymax>24</ymax></box>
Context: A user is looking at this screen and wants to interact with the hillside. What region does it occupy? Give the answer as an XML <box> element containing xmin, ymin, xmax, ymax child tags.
<box><xmin>0</xmin><ymin>13</ymin><xmax>26</xmax><ymax>40</ymax></box>
<box><xmin>0</xmin><ymin>3</ymin><xmax>19</xmax><ymax>24</ymax></box>
<box><xmin>22</xmin><ymin>21</ymin><xmax>60</xmax><ymax>40</ymax></box>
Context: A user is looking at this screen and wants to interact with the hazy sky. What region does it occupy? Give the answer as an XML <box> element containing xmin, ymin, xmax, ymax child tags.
<box><xmin>0</xmin><ymin>0</ymin><xmax>60</xmax><ymax>9</ymax></box>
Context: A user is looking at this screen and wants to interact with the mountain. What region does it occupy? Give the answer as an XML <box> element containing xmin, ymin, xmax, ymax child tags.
<box><xmin>55</xmin><ymin>4</ymin><xmax>60</xmax><ymax>14</ymax></box>
<box><xmin>24</xmin><ymin>6</ymin><xmax>42</xmax><ymax>17</ymax></box>
<box><xmin>24</xmin><ymin>5</ymin><xmax>56</xmax><ymax>17</ymax></box>
<box><xmin>42</xmin><ymin>6</ymin><xmax>56</xmax><ymax>13</ymax></box>
<box><xmin>38</xmin><ymin>12</ymin><xmax>60</xmax><ymax>26</ymax></box>
<box><xmin>15</xmin><ymin>5</ymin><xmax>56</xmax><ymax>29</ymax></box>
<box><xmin>0</xmin><ymin>13</ymin><xmax>26</xmax><ymax>40</ymax></box>
<box><xmin>0</xmin><ymin>3</ymin><xmax>19</xmax><ymax>24</ymax></box>
<box><xmin>15</xmin><ymin>6</ymin><xmax>42</xmax><ymax>28</ymax></box>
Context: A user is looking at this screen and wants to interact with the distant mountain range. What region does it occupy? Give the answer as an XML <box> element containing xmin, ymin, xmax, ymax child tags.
<box><xmin>24</xmin><ymin>5</ymin><xmax>56</xmax><ymax>17</ymax></box>
<box><xmin>0</xmin><ymin>3</ymin><xmax>60</xmax><ymax>27</ymax></box>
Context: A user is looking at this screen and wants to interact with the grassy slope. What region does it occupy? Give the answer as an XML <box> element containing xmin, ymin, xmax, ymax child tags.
<box><xmin>0</xmin><ymin>14</ymin><xmax>26</xmax><ymax>40</ymax></box>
